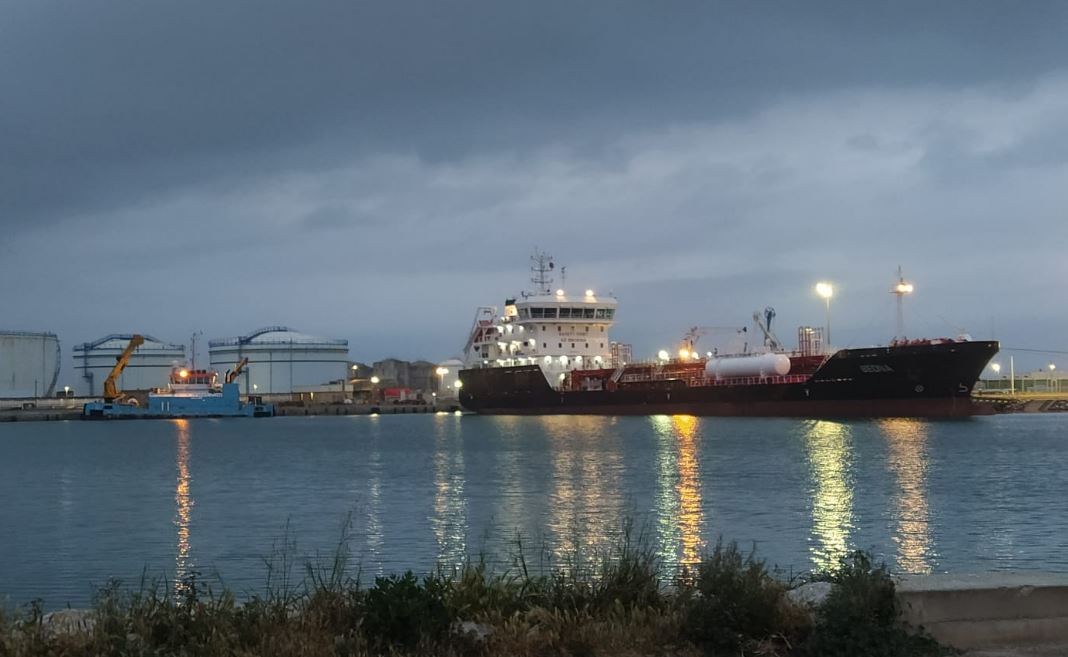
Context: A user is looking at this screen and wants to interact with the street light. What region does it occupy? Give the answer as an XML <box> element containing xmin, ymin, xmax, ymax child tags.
<box><xmin>815</xmin><ymin>282</ymin><xmax>834</xmax><ymax>347</ymax></box>
<box><xmin>1050</xmin><ymin>363</ymin><xmax>1057</xmax><ymax>393</ymax></box>
<box><xmin>991</xmin><ymin>363</ymin><xmax>1001</xmax><ymax>391</ymax></box>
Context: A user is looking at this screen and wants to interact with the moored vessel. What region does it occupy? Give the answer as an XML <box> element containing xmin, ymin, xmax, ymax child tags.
<box><xmin>458</xmin><ymin>253</ymin><xmax>999</xmax><ymax>418</ymax></box>
<box><xmin>83</xmin><ymin>337</ymin><xmax>273</xmax><ymax>419</ymax></box>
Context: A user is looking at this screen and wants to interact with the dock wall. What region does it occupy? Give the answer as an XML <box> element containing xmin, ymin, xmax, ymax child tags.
<box><xmin>899</xmin><ymin>573</ymin><xmax>1068</xmax><ymax>650</ymax></box>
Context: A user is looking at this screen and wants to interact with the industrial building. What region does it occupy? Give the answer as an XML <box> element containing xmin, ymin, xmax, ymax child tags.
<box><xmin>209</xmin><ymin>327</ymin><xmax>349</xmax><ymax>395</ymax></box>
<box><xmin>0</xmin><ymin>331</ymin><xmax>61</xmax><ymax>398</ymax></box>
<box><xmin>73</xmin><ymin>334</ymin><xmax>186</xmax><ymax>396</ymax></box>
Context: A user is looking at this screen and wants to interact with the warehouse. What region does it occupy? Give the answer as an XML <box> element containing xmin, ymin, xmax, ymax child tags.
<box><xmin>73</xmin><ymin>334</ymin><xmax>185</xmax><ymax>396</ymax></box>
<box><xmin>0</xmin><ymin>331</ymin><xmax>61</xmax><ymax>398</ymax></box>
<box><xmin>208</xmin><ymin>327</ymin><xmax>349</xmax><ymax>395</ymax></box>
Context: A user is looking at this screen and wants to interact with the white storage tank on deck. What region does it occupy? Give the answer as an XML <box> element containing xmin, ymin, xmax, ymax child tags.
<box><xmin>0</xmin><ymin>331</ymin><xmax>61</xmax><ymax>398</ymax></box>
<box><xmin>705</xmin><ymin>353</ymin><xmax>791</xmax><ymax>380</ymax></box>
<box><xmin>208</xmin><ymin>327</ymin><xmax>350</xmax><ymax>395</ymax></box>
<box><xmin>73</xmin><ymin>334</ymin><xmax>186</xmax><ymax>396</ymax></box>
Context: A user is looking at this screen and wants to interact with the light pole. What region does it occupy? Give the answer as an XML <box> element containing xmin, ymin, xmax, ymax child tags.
<box><xmin>1050</xmin><ymin>363</ymin><xmax>1057</xmax><ymax>393</ymax></box>
<box><xmin>991</xmin><ymin>363</ymin><xmax>1001</xmax><ymax>391</ymax></box>
<box><xmin>815</xmin><ymin>282</ymin><xmax>834</xmax><ymax>348</ymax></box>
<box><xmin>891</xmin><ymin>266</ymin><xmax>914</xmax><ymax>341</ymax></box>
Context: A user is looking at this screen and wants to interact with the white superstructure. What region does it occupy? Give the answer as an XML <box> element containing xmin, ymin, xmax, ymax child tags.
<box><xmin>73</xmin><ymin>334</ymin><xmax>185</xmax><ymax>396</ymax></box>
<box><xmin>209</xmin><ymin>326</ymin><xmax>349</xmax><ymax>395</ymax></box>
<box><xmin>1</xmin><ymin>331</ymin><xmax>61</xmax><ymax>398</ymax></box>
<box><xmin>462</xmin><ymin>252</ymin><xmax>618</xmax><ymax>386</ymax></box>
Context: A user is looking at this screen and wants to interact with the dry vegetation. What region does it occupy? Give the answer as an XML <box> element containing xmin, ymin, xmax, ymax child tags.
<box><xmin>0</xmin><ymin>529</ymin><xmax>946</xmax><ymax>657</ymax></box>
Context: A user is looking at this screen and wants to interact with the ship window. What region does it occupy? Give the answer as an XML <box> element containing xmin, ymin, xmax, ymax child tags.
<box><xmin>558</xmin><ymin>343</ymin><xmax>562</xmax><ymax>348</ymax></box>
<box><xmin>595</xmin><ymin>308</ymin><xmax>606</xmax><ymax>318</ymax></box>
<box><xmin>600</xmin><ymin>343</ymin><xmax>605</xmax><ymax>348</ymax></box>
<box><xmin>571</xmin><ymin>343</ymin><xmax>575</xmax><ymax>348</ymax></box>
<box><xmin>585</xmin><ymin>326</ymin><xmax>589</xmax><ymax>332</ymax></box>
<box><xmin>585</xmin><ymin>343</ymin><xmax>589</xmax><ymax>348</ymax></box>
<box><xmin>559</xmin><ymin>308</ymin><xmax>571</xmax><ymax>318</ymax></box>
<box><xmin>544</xmin><ymin>308</ymin><xmax>558</xmax><ymax>319</ymax></box>
<box><xmin>605</xmin><ymin>309</ymin><xmax>615</xmax><ymax>319</ymax></box>
<box><xmin>543</xmin><ymin>342</ymin><xmax>547</xmax><ymax>348</ymax></box>
<box><xmin>519</xmin><ymin>308</ymin><xmax>529</xmax><ymax>319</ymax></box>
<box><xmin>531</xmin><ymin>307</ymin><xmax>543</xmax><ymax>318</ymax></box>
<box><xmin>541</xmin><ymin>325</ymin><xmax>546</xmax><ymax>331</ymax></box>
<box><xmin>584</xmin><ymin>308</ymin><xmax>595</xmax><ymax>318</ymax></box>
<box><xmin>600</xmin><ymin>326</ymin><xmax>605</xmax><ymax>332</ymax></box>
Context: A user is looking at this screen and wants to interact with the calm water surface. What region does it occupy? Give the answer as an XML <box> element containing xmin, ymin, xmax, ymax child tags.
<box><xmin>1</xmin><ymin>414</ymin><xmax>1067</xmax><ymax>608</ymax></box>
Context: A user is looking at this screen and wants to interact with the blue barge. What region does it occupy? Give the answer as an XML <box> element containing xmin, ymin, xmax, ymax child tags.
<box><xmin>83</xmin><ymin>367</ymin><xmax>273</xmax><ymax>419</ymax></box>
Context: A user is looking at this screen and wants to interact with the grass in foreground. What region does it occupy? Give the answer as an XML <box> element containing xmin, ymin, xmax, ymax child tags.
<box><xmin>0</xmin><ymin>534</ymin><xmax>945</xmax><ymax>657</ymax></box>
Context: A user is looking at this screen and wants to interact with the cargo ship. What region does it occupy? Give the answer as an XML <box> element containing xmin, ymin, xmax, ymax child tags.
<box><xmin>457</xmin><ymin>253</ymin><xmax>999</xmax><ymax>418</ymax></box>
<box><xmin>83</xmin><ymin>336</ymin><xmax>273</xmax><ymax>419</ymax></box>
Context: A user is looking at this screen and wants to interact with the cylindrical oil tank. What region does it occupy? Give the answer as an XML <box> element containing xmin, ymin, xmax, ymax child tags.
<box><xmin>0</xmin><ymin>331</ymin><xmax>61</xmax><ymax>398</ymax></box>
<box><xmin>705</xmin><ymin>353</ymin><xmax>791</xmax><ymax>379</ymax></box>
<box><xmin>208</xmin><ymin>327</ymin><xmax>350</xmax><ymax>395</ymax></box>
<box><xmin>73</xmin><ymin>334</ymin><xmax>185</xmax><ymax>396</ymax></box>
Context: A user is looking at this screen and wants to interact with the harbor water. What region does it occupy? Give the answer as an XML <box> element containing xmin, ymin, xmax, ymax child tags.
<box><xmin>1</xmin><ymin>414</ymin><xmax>1066</xmax><ymax>608</ymax></box>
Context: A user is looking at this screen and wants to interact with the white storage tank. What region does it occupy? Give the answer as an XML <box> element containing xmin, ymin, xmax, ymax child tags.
<box><xmin>0</xmin><ymin>331</ymin><xmax>61</xmax><ymax>398</ymax></box>
<box><xmin>705</xmin><ymin>353</ymin><xmax>791</xmax><ymax>380</ymax></box>
<box><xmin>209</xmin><ymin>327</ymin><xmax>350</xmax><ymax>395</ymax></box>
<box><xmin>73</xmin><ymin>334</ymin><xmax>186</xmax><ymax>396</ymax></box>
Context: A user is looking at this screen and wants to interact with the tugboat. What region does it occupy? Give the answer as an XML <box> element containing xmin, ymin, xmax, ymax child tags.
<box><xmin>83</xmin><ymin>336</ymin><xmax>273</xmax><ymax>419</ymax></box>
<box><xmin>457</xmin><ymin>253</ymin><xmax>999</xmax><ymax>418</ymax></box>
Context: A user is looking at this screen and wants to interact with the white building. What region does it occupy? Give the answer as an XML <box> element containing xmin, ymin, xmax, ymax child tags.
<box><xmin>73</xmin><ymin>334</ymin><xmax>185</xmax><ymax>396</ymax></box>
<box><xmin>1</xmin><ymin>331</ymin><xmax>61</xmax><ymax>398</ymax></box>
<box><xmin>208</xmin><ymin>327</ymin><xmax>349</xmax><ymax>395</ymax></box>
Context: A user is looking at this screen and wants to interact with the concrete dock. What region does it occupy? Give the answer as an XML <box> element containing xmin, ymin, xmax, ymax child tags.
<box><xmin>899</xmin><ymin>573</ymin><xmax>1068</xmax><ymax>654</ymax></box>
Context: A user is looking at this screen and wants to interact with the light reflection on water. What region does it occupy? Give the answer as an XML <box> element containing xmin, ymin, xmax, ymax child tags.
<box><xmin>432</xmin><ymin>414</ymin><xmax>468</xmax><ymax>569</ymax></box>
<box><xmin>174</xmin><ymin>419</ymin><xmax>192</xmax><ymax>592</ymax></box>
<box><xmin>545</xmin><ymin>416</ymin><xmax>625</xmax><ymax>563</ymax></box>
<box><xmin>3</xmin><ymin>413</ymin><xmax>1066</xmax><ymax>608</ymax></box>
<box><xmin>880</xmin><ymin>418</ymin><xmax>933</xmax><ymax>574</ymax></box>
<box><xmin>652</xmin><ymin>415</ymin><xmax>705</xmax><ymax>569</ymax></box>
<box><xmin>804</xmin><ymin>420</ymin><xmax>855</xmax><ymax>570</ymax></box>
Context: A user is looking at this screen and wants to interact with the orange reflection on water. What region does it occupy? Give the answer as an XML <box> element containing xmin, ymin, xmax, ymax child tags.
<box><xmin>673</xmin><ymin>415</ymin><xmax>704</xmax><ymax>567</ymax></box>
<box><xmin>804</xmin><ymin>420</ymin><xmax>854</xmax><ymax>571</ymax></box>
<box><xmin>651</xmin><ymin>415</ymin><xmax>705</xmax><ymax>569</ymax></box>
<box><xmin>879</xmin><ymin>418</ymin><xmax>933</xmax><ymax>574</ymax></box>
<box><xmin>174</xmin><ymin>419</ymin><xmax>192</xmax><ymax>593</ymax></box>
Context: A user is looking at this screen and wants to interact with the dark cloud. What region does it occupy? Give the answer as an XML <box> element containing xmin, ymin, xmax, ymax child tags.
<box><xmin>2</xmin><ymin>1</ymin><xmax>1067</xmax><ymax>376</ymax></box>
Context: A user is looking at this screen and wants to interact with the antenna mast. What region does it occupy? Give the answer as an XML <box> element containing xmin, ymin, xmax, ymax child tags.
<box><xmin>530</xmin><ymin>249</ymin><xmax>555</xmax><ymax>295</ymax></box>
<box><xmin>190</xmin><ymin>330</ymin><xmax>203</xmax><ymax>370</ymax></box>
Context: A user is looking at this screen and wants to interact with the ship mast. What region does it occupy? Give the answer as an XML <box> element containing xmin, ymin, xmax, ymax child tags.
<box><xmin>891</xmin><ymin>266</ymin><xmax>914</xmax><ymax>340</ymax></box>
<box><xmin>530</xmin><ymin>249</ymin><xmax>555</xmax><ymax>295</ymax></box>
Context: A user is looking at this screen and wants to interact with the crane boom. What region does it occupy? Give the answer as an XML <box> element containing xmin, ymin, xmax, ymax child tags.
<box><xmin>226</xmin><ymin>357</ymin><xmax>249</xmax><ymax>384</ymax></box>
<box><xmin>103</xmin><ymin>335</ymin><xmax>144</xmax><ymax>401</ymax></box>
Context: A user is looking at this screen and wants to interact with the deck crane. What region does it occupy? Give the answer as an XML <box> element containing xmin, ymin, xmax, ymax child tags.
<box><xmin>680</xmin><ymin>326</ymin><xmax>748</xmax><ymax>356</ymax></box>
<box><xmin>225</xmin><ymin>357</ymin><xmax>249</xmax><ymax>384</ymax></box>
<box><xmin>103</xmin><ymin>334</ymin><xmax>145</xmax><ymax>402</ymax></box>
<box><xmin>752</xmin><ymin>307</ymin><xmax>783</xmax><ymax>352</ymax></box>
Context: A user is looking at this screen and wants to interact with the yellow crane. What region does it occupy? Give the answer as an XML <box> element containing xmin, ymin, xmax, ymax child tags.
<box><xmin>225</xmin><ymin>357</ymin><xmax>249</xmax><ymax>384</ymax></box>
<box><xmin>103</xmin><ymin>334</ymin><xmax>144</xmax><ymax>402</ymax></box>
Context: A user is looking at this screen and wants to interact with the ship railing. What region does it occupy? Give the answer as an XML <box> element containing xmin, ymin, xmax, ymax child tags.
<box><xmin>634</xmin><ymin>372</ymin><xmax>810</xmax><ymax>387</ymax></box>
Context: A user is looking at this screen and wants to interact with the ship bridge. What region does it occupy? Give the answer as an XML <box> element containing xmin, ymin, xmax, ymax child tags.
<box><xmin>466</xmin><ymin>289</ymin><xmax>618</xmax><ymax>373</ymax></box>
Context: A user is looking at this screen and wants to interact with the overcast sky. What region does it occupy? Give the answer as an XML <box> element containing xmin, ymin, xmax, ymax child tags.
<box><xmin>3</xmin><ymin>1</ymin><xmax>1067</xmax><ymax>374</ymax></box>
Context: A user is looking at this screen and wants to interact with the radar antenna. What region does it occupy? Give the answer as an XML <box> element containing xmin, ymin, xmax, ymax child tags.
<box><xmin>530</xmin><ymin>249</ymin><xmax>555</xmax><ymax>295</ymax></box>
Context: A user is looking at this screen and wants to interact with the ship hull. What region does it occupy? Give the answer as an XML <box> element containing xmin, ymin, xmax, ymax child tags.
<box><xmin>459</xmin><ymin>340</ymin><xmax>999</xmax><ymax>418</ymax></box>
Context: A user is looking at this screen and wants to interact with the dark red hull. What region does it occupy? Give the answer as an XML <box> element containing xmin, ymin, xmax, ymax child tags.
<box><xmin>459</xmin><ymin>340</ymin><xmax>1000</xmax><ymax>418</ymax></box>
